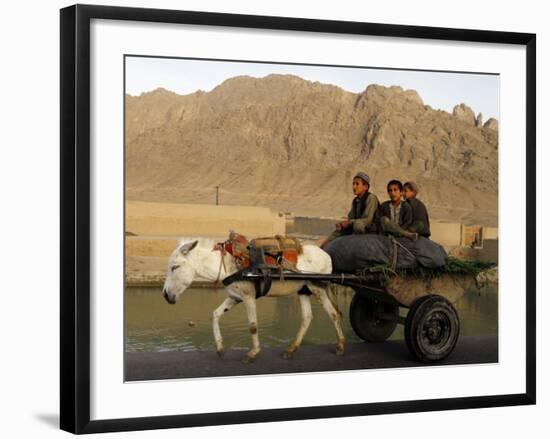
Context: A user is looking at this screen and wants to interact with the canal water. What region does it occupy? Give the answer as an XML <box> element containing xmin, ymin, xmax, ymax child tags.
<box><xmin>125</xmin><ymin>286</ymin><xmax>498</xmax><ymax>353</ymax></box>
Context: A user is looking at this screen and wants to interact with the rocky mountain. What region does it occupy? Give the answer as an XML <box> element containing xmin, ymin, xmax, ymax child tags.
<box><xmin>125</xmin><ymin>74</ymin><xmax>499</xmax><ymax>226</ymax></box>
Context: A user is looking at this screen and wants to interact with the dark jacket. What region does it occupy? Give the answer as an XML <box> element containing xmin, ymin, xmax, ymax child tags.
<box><xmin>347</xmin><ymin>191</ymin><xmax>379</xmax><ymax>233</ymax></box>
<box><xmin>407</xmin><ymin>198</ymin><xmax>431</xmax><ymax>237</ymax></box>
<box><xmin>376</xmin><ymin>200</ymin><xmax>413</xmax><ymax>230</ymax></box>
<box><xmin>326</xmin><ymin>191</ymin><xmax>379</xmax><ymax>243</ymax></box>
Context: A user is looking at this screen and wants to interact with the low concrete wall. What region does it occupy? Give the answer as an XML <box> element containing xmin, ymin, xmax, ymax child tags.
<box><xmin>288</xmin><ymin>217</ymin><xmax>496</xmax><ymax>249</ymax></box>
<box><xmin>126</xmin><ymin>237</ymin><xmax>179</xmax><ymax>257</ymax></box>
<box><xmin>484</xmin><ymin>227</ymin><xmax>499</xmax><ymax>240</ymax></box>
<box><xmin>430</xmin><ymin>222</ymin><xmax>463</xmax><ymax>247</ymax></box>
<box><xmin>126</xmin><ymin>201</ymin><xmax>286</xmax><ymax>237</ymax></box>
<box><xmin>287</xmin><ymin>216</ymin><xmax>338</xmax><ymax>236</ymax></box>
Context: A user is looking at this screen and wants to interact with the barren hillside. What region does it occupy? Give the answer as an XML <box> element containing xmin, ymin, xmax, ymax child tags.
<box><xmin>125</xmin><ymin>74</ymin><xmax>498</xmax><ymax>226</ymax></box>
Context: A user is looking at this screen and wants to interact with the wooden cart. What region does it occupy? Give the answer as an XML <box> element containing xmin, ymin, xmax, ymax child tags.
<box><xmin>224</xmin><ymin>270</ymin><xmax>478</xmax><ymax>363</ymax></box>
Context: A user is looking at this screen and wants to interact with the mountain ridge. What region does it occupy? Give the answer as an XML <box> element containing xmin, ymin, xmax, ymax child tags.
<box><xmin>125</xmin><ymin>74</ymin><xmax>499</xmax><ymax>226</ymax></box>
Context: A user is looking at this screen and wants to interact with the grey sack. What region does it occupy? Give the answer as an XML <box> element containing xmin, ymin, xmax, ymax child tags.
<box><xmin>324</xmin><ymin>234</ymin><xmax>447</xmax><ymax>273</ymax></box>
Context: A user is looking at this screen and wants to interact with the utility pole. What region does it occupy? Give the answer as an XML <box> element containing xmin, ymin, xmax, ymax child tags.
<box><xmin>215</xmin><ymin>186</ymin><xmax>219</xmax><ymax>205</ymax></box>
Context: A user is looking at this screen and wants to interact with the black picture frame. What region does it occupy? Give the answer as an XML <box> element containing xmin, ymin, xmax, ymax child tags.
<box><xmin>60</xmin><ymin>4</ymin><xmax>536</xmax><ymax>434</ymax></box>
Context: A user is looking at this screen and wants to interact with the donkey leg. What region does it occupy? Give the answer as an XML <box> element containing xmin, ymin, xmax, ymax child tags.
<box><xmin>242</xmin><ymin>295</ymin><xmax>261</xmax><ymax>362</ymax></box>
<box><xmin>282</xmin><ymin>294</ymin><xmax>313</xmax><ymax>360</ymax></box>
<box><xmin>212</xmin><ymin>297</ymin><xmax>238</xmax><ymax>357</ymax></box>
<box><xmin>310</xmin><ymin>285</ymin><xmax>345</xmax><ymax>356</ymax></box>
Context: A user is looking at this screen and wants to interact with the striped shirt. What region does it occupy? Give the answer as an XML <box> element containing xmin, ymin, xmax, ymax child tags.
<box><xmin>389</xmin><ymin>202</ymin><xmax>402</xmax><ymax>224</ymax></box>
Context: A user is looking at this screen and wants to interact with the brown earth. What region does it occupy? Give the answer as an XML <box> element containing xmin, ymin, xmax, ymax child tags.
<box><xmin>125</xmin><ymin>75</ymin><xmax>498</xmax><ymax>226</ymax></box>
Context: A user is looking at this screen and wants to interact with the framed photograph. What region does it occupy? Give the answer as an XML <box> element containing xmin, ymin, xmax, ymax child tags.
<box><xmin>60</xmin><ymin>4</ymin><xmax>536</xmax><ymax>434</ymax></box>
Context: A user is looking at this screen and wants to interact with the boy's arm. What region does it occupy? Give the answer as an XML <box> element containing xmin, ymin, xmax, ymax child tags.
<box><xmin>322</xmin><ymin>204</ymin><xmax>352</xmax><ymax>248</ymax></box>
<box><xmin>352</xmin><ymin>195</ymin><xmax>379</xmax><ymax>233</ymax></box>
<box><xmin>401</xmin><ymin>202</ymin><xmax>413</xmax><ymax>229</ymax></box>
<box><xmin>328</xmin><ymin>229</ymin><xmax>345</xmax><ymax>240</ymax></box>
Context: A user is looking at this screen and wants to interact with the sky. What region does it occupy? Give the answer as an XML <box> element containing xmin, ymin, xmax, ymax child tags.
<box><xmin>125</xmin><ymin>56</ymin><xmax>500</xmax><ymax>121</ymax></box>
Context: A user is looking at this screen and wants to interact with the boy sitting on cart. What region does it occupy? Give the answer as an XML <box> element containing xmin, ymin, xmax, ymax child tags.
<box><xmin>376</xmin><ymin>179</ymin><xmax>417</xmax><ymax>240</ymax></box>
<box><xmin>321</xmin><ymin>171</ymin><xmax>379</xmax><ymax>249</ymax></box>
<box><xmin>403</xmin><ymin>181</ymin><xmax>431</xmax><ymax>238</ymax></box>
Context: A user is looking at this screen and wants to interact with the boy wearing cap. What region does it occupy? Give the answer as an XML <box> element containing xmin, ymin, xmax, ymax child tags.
<box><xmin>403</xmin><ymin>181</ymin><xmax>431</xmax><ymax>238</ymax></box>
<box><xmin>321</xmin><ymin>172</ymin><xmax>379</xmax><ymax>248</ymax></box>
<box><xmin>377</xmin><ymin>179</ymin><xmax>416</xmax><ymax>240</ymax></box>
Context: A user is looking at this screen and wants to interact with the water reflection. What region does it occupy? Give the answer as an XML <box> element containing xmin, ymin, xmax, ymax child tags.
<box><xmin>125</xmin><ymin>286</ymin><xmax>497</xmax><ymax>352</ymax></box>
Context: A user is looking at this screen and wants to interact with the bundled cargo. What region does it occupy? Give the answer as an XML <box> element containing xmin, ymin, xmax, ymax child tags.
<box><xmin>324</xmin><ymin>234</ymin><xmax>448</xmax><ymax>272</ymax></box>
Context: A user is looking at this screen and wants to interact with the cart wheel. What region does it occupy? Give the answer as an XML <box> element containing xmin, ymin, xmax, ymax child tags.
<box><xmin>405</xmin><ymin>295</ymin><xmax>460</xmax><ymax>363</ymax></box>
<box><xmin>349</xmin><ymin>294</ymin><xmax>398</xmax><ymax>342</ymax></box>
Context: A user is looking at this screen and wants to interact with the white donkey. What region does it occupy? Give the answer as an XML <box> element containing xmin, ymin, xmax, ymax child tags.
<box><xmin>162</xmin><ymin>239</ymin><xmax>345</xmax><ymax>362</ymax></box>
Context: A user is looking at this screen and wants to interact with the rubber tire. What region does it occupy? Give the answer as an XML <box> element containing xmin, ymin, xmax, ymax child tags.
<box><xmin>349</xmin><ymin>294</ymin><xmax>398</xmax><ymax>342</ymax></box>
<box><xmin>404</xmin><ymin>295</ymin><xmax>460</xmax><ymax>363</ymax></box>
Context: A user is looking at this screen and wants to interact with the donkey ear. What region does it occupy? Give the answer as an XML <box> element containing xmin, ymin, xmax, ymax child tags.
<box><xmin>180</xmin><ymin>240</ymin><xmax>199</xmax><ymax>255</ymax></box>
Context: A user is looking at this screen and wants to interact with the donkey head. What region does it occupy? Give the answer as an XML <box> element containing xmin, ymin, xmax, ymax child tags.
<box><xmin>162</xmin><ymin>240</ymin><xmax>199</xmax><ymax>305</ymax></box>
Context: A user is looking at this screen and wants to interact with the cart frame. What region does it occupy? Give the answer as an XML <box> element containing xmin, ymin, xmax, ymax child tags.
<box><xmin>223</xmin><ymin>269</ymin><xmax>462</xmax><ymax>362</ymax></box>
